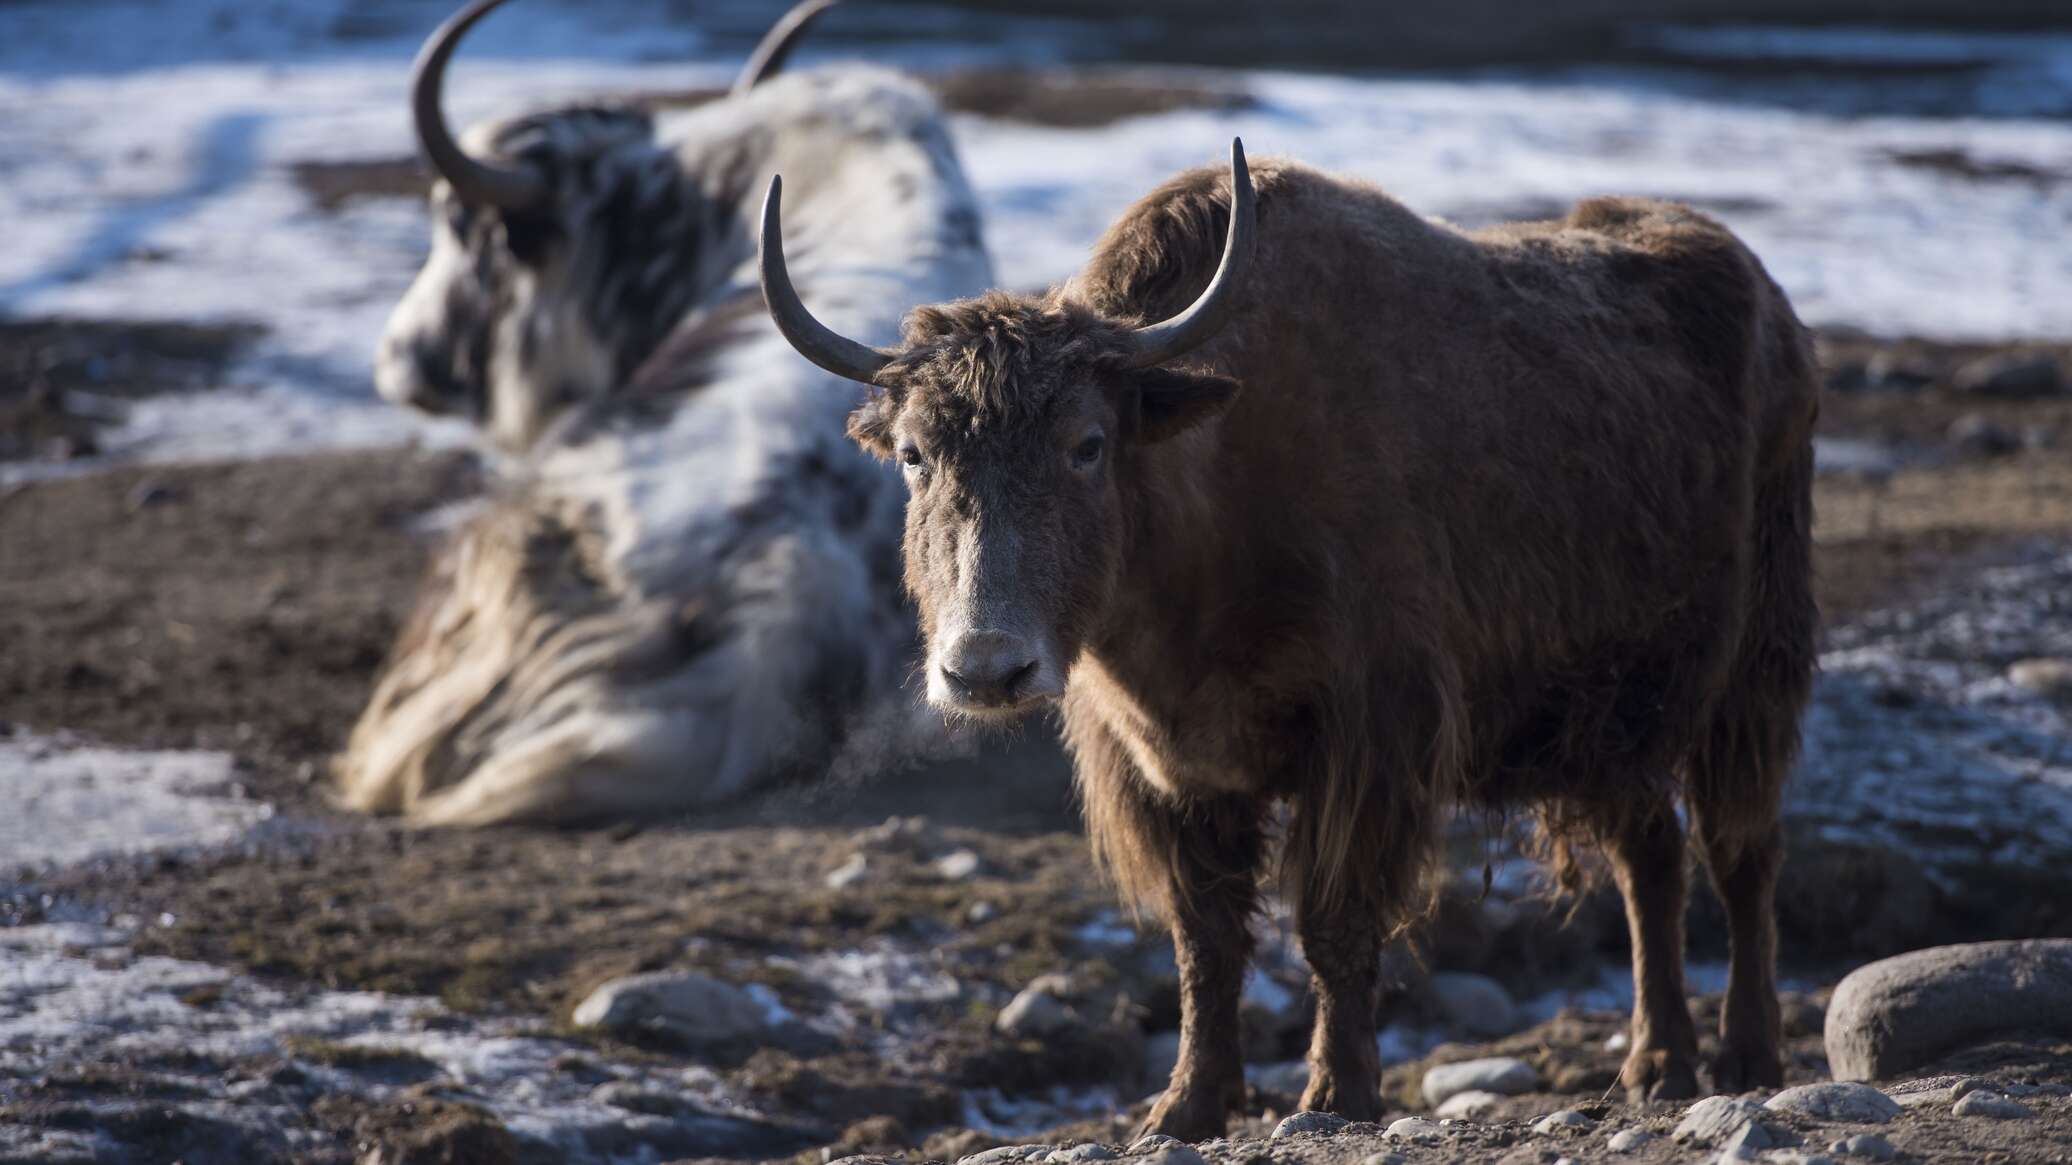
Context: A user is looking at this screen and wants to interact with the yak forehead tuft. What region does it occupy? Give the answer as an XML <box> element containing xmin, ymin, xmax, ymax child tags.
<box><xmin>890</xmin><ymin>291</ymin><xmax>1126</xmax><ymax>432</ymax></box>
<box><xmin>476</xmin><ymin>105</ymin><xmax>654</xmax><ymax>162</ymax></box>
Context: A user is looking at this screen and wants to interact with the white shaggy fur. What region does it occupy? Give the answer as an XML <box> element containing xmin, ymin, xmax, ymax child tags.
<box><xmin>339</xmin><ymin>68</ymin><xmax>993</xmax><ymax>824</ymax></box>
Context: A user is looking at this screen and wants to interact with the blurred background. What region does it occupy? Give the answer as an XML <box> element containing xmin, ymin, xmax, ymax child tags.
<box><xmin>3</xmin><ymin>2</ymin><xmax>2072</xmax><ymax>1163</ymax></box>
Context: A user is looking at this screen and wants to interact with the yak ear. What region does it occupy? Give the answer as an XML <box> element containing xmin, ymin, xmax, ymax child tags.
<box><xmin>1132</xmin><ymin>367</ymin><xmax>1241</xmax><ymax>444</ymax></box>
<box><xmin>846</xmin><ymin>390</ymin><xmax>899</xmax><ymax>460</ymax></box>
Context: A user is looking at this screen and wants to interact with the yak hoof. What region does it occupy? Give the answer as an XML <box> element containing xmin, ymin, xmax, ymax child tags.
<box><xmin>1621</xmin><ymin>1048</ymin><xmax>1701</xmax><ymax>1103</ymax></box>
<box><xmin>1297</xmin><ymin>1073</ymin><xmax>1383</xmax><ymax>1123</ymax></box>
<box><xmin>1710</xmin><ymin>1042</ymin><xmax>1784</xmax><ymax>1095</ymax></box>
<box><xmin>1136</xmin><ymin>1085</ymin><xmax>1234</xmax><ymax>1144</ymax></box>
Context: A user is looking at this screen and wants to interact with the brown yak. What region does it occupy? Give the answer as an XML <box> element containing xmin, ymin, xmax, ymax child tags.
<box><xmin>757</xmin><ymin>141</ymin><xmax>1818</xmax><ymax>1137</ymax></box>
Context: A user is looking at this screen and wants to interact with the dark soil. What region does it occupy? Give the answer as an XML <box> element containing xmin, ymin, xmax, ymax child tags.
<box><xmin>0</xmin><ymin>448</ymin><xmax>480</xmax><ymax>775</ymax></box>
<box><xmin>0</xmin><ymin>318</ymin><xmax>262</xmax><ymax>461</ymax></box>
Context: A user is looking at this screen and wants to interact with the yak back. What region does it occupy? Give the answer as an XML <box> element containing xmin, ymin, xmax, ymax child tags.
<box><xmin>1063</xmin><ymin>159</ymin><xmax>1817</xmax><ymax>817</ymax></box>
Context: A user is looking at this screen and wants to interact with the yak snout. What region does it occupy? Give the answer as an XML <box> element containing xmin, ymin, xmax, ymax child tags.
<box><xmin>931</xmin><ymin>629</ymin><xmax>1058</xmax><ymax>714</ymax></box>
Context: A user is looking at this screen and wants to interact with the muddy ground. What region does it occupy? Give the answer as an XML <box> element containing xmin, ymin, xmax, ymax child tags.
<box><xmin>3</xmin><ymin>309</ymin><xmax>2071</xmax><ymax>1163</ymax></box>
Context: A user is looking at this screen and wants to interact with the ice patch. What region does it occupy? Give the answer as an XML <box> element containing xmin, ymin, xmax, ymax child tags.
<box><xmin>0</xmin><ymin>734</ymin><xmax>274</xmax><ymax>867</ymax></box>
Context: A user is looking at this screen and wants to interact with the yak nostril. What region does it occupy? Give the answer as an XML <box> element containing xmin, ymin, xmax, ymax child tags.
<box><xmin>939</xmin><ymin>633</ymin><xmax>1040</xmax><ymax>706</ymax></box>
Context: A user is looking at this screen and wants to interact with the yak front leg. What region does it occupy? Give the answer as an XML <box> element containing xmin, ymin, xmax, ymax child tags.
<box><xmin>1132</xmin><ymin>796</ymin><xmax>1264</xmax><ymax>1142</ymax></box>
<box><xmin>1294</xmin><ymin>885</ymin><xmax>1384</xmax><ymax>1120</ymax></box>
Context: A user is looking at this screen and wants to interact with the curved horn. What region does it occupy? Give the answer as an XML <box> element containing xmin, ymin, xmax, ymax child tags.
<box><xmin>412</xmin><ymin>0</ymin><xmax>547</xmax><ymax>211</ymax></box>
<box><xmin>732</xmin><ymin>0</ymin><xmax>842</xmax><ymax>96</ymax></box>
<box><xmin>758</xmin><ymin>175</ymin><xmax>898</xmax><ymax>383</ymax></box>
<box><xmin>1121</xmin><ymin>138</ymin><xmax>1257</xmax><ymax>369</ymax></box>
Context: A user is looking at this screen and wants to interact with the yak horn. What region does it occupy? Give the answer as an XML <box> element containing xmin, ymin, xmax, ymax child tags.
<box><xmin>1121</xmin><ymin>138</ymin><xmax>1256</xmax><ymax>368</ymax></box>
<box><xmin>412</xmin><ymin>0</ymin><xmax>548</xmax><ymax>211</ymax></box>
<box><xmin>732</xmin><ymin>0</ymin><xmax>842</xmax><ymax>96</ymax></box>
<box><xmin>758</xmin><ymin>175</ymin><xmax>898</xmax><ymax>383</ymax></box>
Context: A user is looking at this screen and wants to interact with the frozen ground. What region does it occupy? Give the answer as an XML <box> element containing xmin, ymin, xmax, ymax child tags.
<box><xmin>2</xmin><ymin>0</ymin><xmax>2071</xmax><ymax>472</ymax></box>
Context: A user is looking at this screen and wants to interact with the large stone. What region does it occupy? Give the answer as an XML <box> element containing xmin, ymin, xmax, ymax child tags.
<box><xmin>1419</xmin><ymin>1056</ymin><xmax>1538</xmax><ymax>1107</ymax></box>
<box><xmin>1764</xmin><ymin>1082</ymin><xmax>1901</xmax><ymax>1123</ymax></box>
<box><xmin>571</xmin><ymin>971</ymin><xmax>769</xmax><ymax>1044</ymax></box>
<box><xmin>1824</xmin><ymin>940</ymin><xmax>2072</xmax><ymax>1080</ymax></box>
<box><xmin>1606</xmin><ymin>1128</ymin><xmax>1654</xmax><ymax>1153</ymax></box>
<box><xmin>1952</xmin><ymin>353</ymin><xmax>2064</xmax><ymax>399</ymax></box>
<box><xmin>1829</xmin><ymin>1133</ymin><xmax>1896</xmax><ymax>1161</ymax></box>
<box><xmin>1429</xmin><ymin>971</ymin><xmax>1517</xmax><ymax>1038</ymax></box>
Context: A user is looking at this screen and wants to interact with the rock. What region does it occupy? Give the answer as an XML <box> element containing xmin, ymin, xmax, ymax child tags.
<box><xmin>1429</xmin><ymin>971</ymin><xmax>1517</xmax><ymax>1038</ymax></box>
<box><xmin>1951</xmin><ymin>1090</ymin><xmax>2034</xmax><ymax>1119</ymax></box>
<box><xmin>2010</xmin><ymin>657</ymin><xmax>2072</xmax><ymax>700</ymax></box>
<box><xmin>1420</xmin><ymin>1056</ymin><xmax>1539</xmax><ymax>1106</ymax></box>
<box><xmin>1272</xmin><ymin>1111</ymin><xmax>1349</xmax><ymax>1137</ymax></box>
<box><xmin>1829</xmin><ymin>1133</ymin><xmax>1896</xmax><ymax>1161</ymax></box>
<box><xmin>1383</xmin><ymin>1117</ymin><xmax>1444</xmax><ymax>1143</ymax></box>
<box><xmin>1764</xmin><ymin>1082</ymin><xmax>1901</xmax><ymax>1123</ymax></box>
<box><xmin>959</xmin><ymin>1146</ymin><xmax>1054</xmax><ymax>1165</ymax></box>
<box><xmin>1711</xmin><ymin>1117</ymin><xmax>1784</xmax><ymax>1160</ymax></box>
<box><xmin>1142</xmin><ymin>1148</ymin><xmax>1207</xmax><ymax>1165</ymax></box>
<box><xmin>967</xmin><ymin>901</ymin><xmax>1000</xmax><ymax>924</ymax></box>
<box><xmin>1674</xmin><ymin>1096</ymin><xmax>1774</xmax><ymax>1147</ymax></box>
<box><xmin>1434</xmin><ymin>1089</ymin><xmax>1502</xmax><ymax>1119</ymax></box>
<box><xmin>1531</xmin><ymin>1110</ymin><xmax>1593</xmax><ymax>1135</ymax></box>
<box><xmin>1603</xmin><ymin>1030</ymin><xmax>1631</xmax><ymax>1053</ymax></box>
<box><xmin>1359</xmin><ymin>1155</ymin><xmax>1409</xmax><ymax>1165</ymax></box>
<box><xmin>1864</xmin><ymin>350</ymin><xmax>1934</xmax><ymax>391</ymax></box>
<box><xmin>1825</xmin><ymin>940</ymin><xmax>2072</xmax><ymax>1080</ymax></box>
<box><xmin>1947</xmin><ymin>412</ymin><xmax>2021</xmax><ymax>458</ymax></box>
<box><xmin>1952</xmin><ymin>353</ymin><xmax>2063</xmax><ymax>399</ymax></box>
<box><xmin>935</xmin><ymin>849</ymin><xmax>983</xmax><ymax>880</ymax></box>
<box><xmin>825</xmin><ymin>853</ymin><xmax>870</xmax><ymax>889</ymax></box>
<box><xmin>1606</xmin><ymin>1127</ymin><xmax>1654</xmax><ymax>1153</ymax></box>
<box><xmin>1047</xmin><ymin>1147</ymin><xmax>1117</xmax><ymax>1164</ymax></box>
<box><xmin>570</xmin><ymin>971</ymin><xmax>769</xmax><ymax>1044</ymax></box>
<box><xmin>996</xmin><ymin>985</ymin><xmax>1076</xmax><ymax>1038</ymax></box>
<box><xmin>1250</xmin><ymin>1060</ymin><xmax>1311</xmax><ymax>1097</ymax></box>
<box><xmin>1126</xmin><ymin>1135</ymin><xmax>1182</xmax><ymax>1153</ymax></box>
<box><xmin>1758</xmin><ymin>1154</ymin><xmax>1835</xmax><ymax>1165</ymax></box>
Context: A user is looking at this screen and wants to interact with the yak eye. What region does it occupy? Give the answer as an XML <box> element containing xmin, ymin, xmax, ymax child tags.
<box><xmin>899</xmin><ymin>444</ymin><xmax>927</xmax><ymax>474</ymax></box>
<box><xmin>1071</xmin><ymin>433</ymin><xmax>1105</xmax><ymax>470</ymax></box>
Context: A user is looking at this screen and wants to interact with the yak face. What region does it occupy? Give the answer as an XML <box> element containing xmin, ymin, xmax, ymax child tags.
<box><xmin>376</xmin><ymin>109</ymin><xmax>668</xmax><ymax>449</ymax></box>
<box><xmin>849</xmin><ymin>294</ymin><xmax>1238</xmax><ymax>720</ymax></box>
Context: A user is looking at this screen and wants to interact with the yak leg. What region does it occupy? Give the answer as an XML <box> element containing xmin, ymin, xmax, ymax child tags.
<box><xmin>1692</xmin><ymin>810</ymin><xmax>1784</xmax><ymax>1093</ymax></box>
<box><xmin>1131</xmin><ymin>795</ymin><xmax>1264</xmax><ymax>1141</ymax></box>
<box><xmin>1294</xmin><ymin>879</ymin><xmax>1384</xmax><ymax>1120</ymax></box>
<box><xmin>1605</xmin><ymin>794</ymin><xmax>1702</xmax><ymax>1102</ymax></box>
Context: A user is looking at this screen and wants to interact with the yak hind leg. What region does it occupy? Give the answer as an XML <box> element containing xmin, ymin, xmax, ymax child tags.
<box><xmin>1690</xmin><ymin>799</ymin><xmax>1785</xmax><ymax>1094</ymax></box>
<box><xmin>1600</xmin><ymin>790</ymin><xmax>1703</xmax><ymax>1102</ymax></box>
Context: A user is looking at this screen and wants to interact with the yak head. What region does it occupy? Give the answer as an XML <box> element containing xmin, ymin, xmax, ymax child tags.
<box><xmin>376</xmin><ymin>0</ymin><xmax>837</xmax><ymax>448</ymax></box>
<box><xmin>757</xmin><ymin>142</ymin><xmax>1255</xmax><ymax>720</ymax></box>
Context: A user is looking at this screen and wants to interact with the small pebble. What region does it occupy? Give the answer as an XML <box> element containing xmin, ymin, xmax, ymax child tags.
<box><xmin>1829</xmin><ymin>1133</ymin><xmax>1896</xmax><ymax>1161</ymax></box>
<box><xmin>1045</xmin><ymin>1146</ymin><xmax>1116</xmax><ymax>1164</ymax></box>
<box><xmin>935</xmin><ymin>848</ymin><xmax>983</xmax><ymax>880</ymax></box>
<box><xmin>1952</xmin><ymin>1090</ymin><xmax>2034</xmax><ymax>1119</ymax></box>
<box><xmin>1384</xmin><ymin>1116</ymin><xmax>1444</xmax><ymax>1143</ymax></box>
<box><xmin>1142</xmin><ymin>1148</ymin><xmax>1206</xmax><ymax>1165</ymax></box>
<box><xmin>995</xmin><ymin>985</ymin><xmax>1074</xmax><ymax>1038</ymax></box>
<box><xmin>1603</xmin><ymin>1030</ymin><xmax>1631</xmax><ymax>1053</ymax></box>
<box><xmin>959</xmin><ymin>1146</ymin><xmax>1053</xmax><ymax>1165</ymax></box>
<box><xmin>825</xmin><ymin>853</ymin><xmax>869</xmax><ymax>889</ymax></box>
<box><xmin>1532</xmin><ymin>1109</ymin><xmax>1594</xmax><ymax>1135</ymax></box>
<box><xmin>1271</xmin><ymin>1111</ymin><xmax>1348</xmax><ymax>1137</ymax></box>
<box><xmin>1358</xmin><ymin>1155</ymin><xmax>1409</xmax><ymax>1165</ymax></box>
<box><xmin>1127</xmin><ymin>1135</ymin><xmax>1182</xmax><ymax>1153</ymax></box>
<box><xmin>1434</xmin><ymin>1089</ymin><xmax>1501</xmax><ymax>1119</ymax></box>
<box><xmin>1607</xmin><ymin>1127</ymin><xmax>1653</xmax><ymax>1153</ymax></box>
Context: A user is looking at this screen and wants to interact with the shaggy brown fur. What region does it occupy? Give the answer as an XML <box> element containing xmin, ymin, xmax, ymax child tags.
<box><xmin>834</xmin><ymin>159</ymin><xmax>1817</xmax><ymax>1136</ymax></box>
